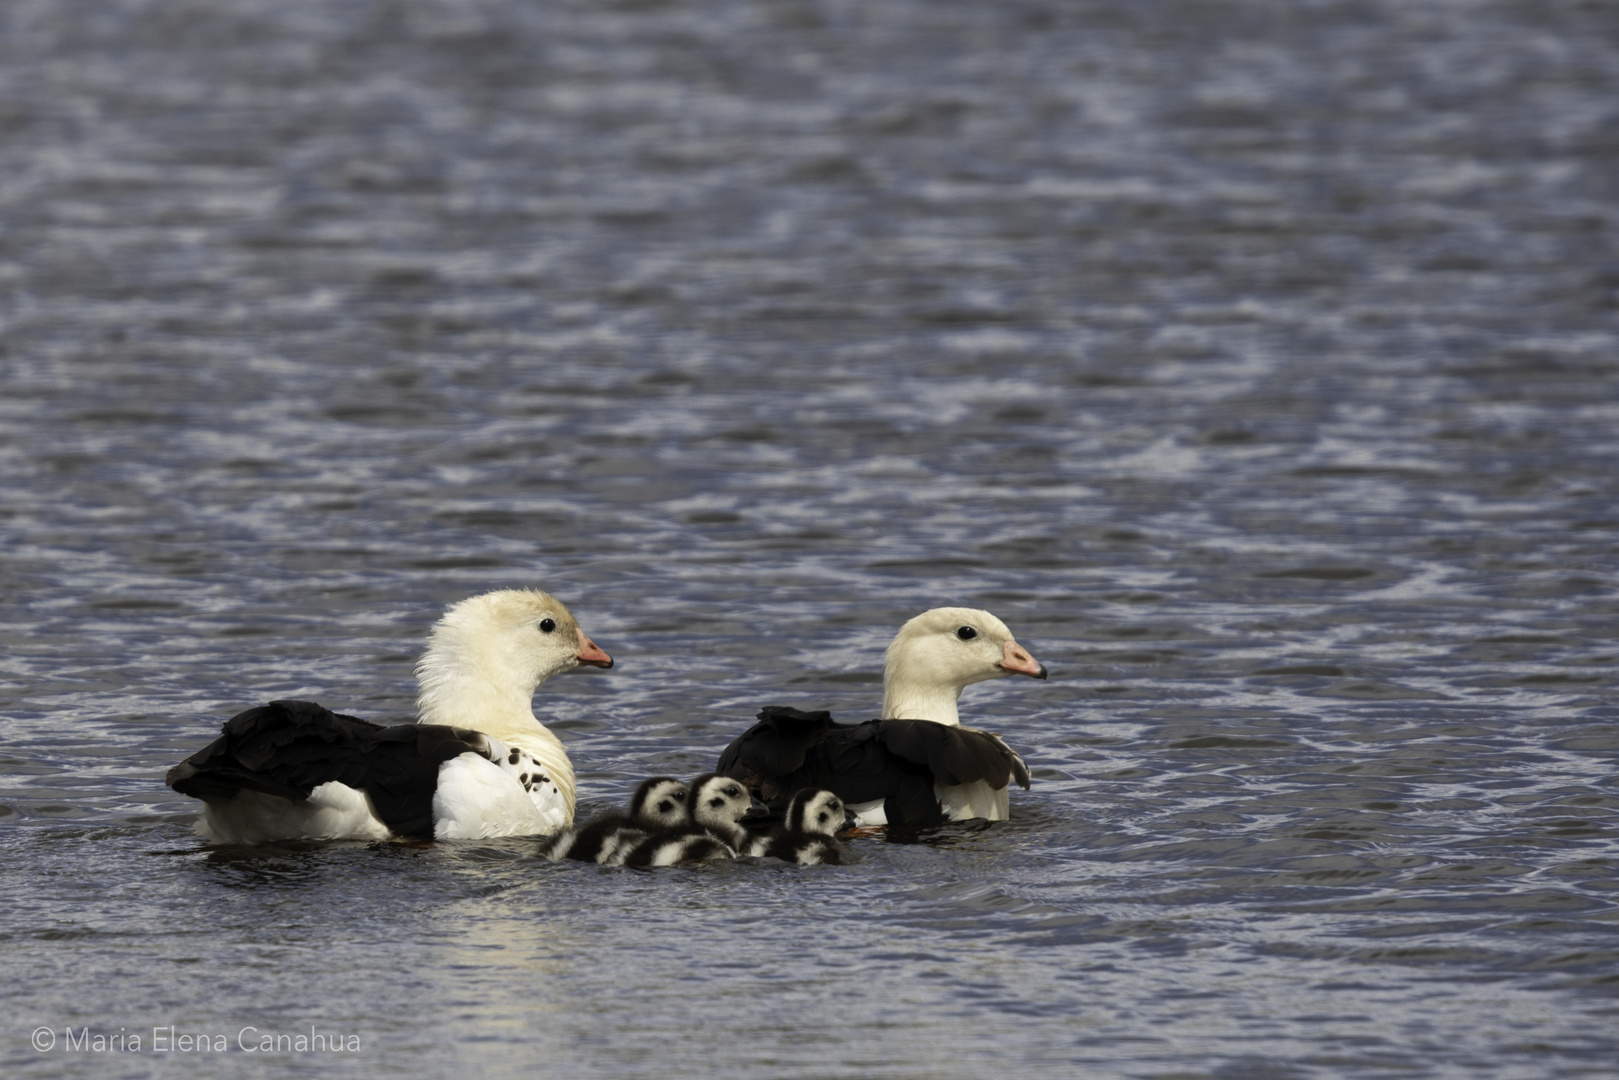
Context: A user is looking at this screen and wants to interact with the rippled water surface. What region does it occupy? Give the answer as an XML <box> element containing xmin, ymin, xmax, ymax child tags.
<box><xmin>3</xmin><ymin>1</ymin><xmax>1618</xmax><ymax>1076</ymax></box>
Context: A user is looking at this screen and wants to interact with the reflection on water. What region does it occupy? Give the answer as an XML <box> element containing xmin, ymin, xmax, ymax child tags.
<box><xmin>3</xmin><ymin>0</ymin><xmax>1618</xmax><ymax>1075</ymax></box>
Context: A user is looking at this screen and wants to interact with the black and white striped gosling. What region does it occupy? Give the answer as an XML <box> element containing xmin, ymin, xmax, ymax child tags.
<box><xmin>763</xmin><ymin>788</ymin><xmax>851</xmax><ymax>866</ymax></box>
<box><xmin>543</xmin><ymin>777</ymin><xmax>688</xmax><ymax>863</ymax></box>
<box><xmin>621</xmin><ymin>773</ymin><xmax>758</xmax><ymax>868</ymax></box>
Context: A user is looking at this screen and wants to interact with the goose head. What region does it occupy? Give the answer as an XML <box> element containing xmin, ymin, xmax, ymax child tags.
<box><xmin>629</xmin><ymin>777</ymin><xmax>690</xmax><ymax>829</ymax></box>
<box><xmin>415</xmin><ymin>588</ymin><xmax>613</xmax><ymax>730</ymax></box>
<box><xmin>784</xmin><ymin>789</ymin><xmax>847</xmax><ymax>837</ymax></box>
<box><xmin>686</xmin><ymin>773</ymin><xmax>759</xmax><ymax>831</ymax></box>
<box><xmin>880</xmin><ymin>606</ymin><xmax>1046</xmax><ymax>726</ymax></box>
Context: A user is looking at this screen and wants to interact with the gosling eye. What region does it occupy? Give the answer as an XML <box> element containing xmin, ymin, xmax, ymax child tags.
<box><xmin>538</xmin><ymin>618</ymin><xmax>557</xmax><ymax>634</ymax></box>
<box><xmin>673</xmin><ymin>791</ymin><xmax>687</xmax><ymax>802</ymax></box>
<box><xmin>956</xmin><ymin>626</ymin><xmax>977</xmax><ymax>641</ymax></box>
<box><xmin>817</xmin><ymin>812</ymin><xmax>830</xmax><ymax>824</ymax></box>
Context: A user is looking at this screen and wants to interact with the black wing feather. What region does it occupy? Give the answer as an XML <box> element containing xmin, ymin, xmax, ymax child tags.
<box><xmin>715</xmin><ymin>706</ymin><xmax>835</xmax><ymax>781</ymax></box>
<box><xmin>165</xmin><ymin>699</ymin><xmax>491</xmax><ymax>838</ymax></box>
<box><xmin>716</xmin><ymin>705</ymin><xmax>1031</xmax><ymax>827</ymax></box>
<box><xmin>876</xmin><ymin>721</ymin><xmax>1032</xmax><ymax>791</ymax></box>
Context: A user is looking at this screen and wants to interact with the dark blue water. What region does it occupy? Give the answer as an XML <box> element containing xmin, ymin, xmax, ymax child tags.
<box><xmin>3</xmin><ymin>1</ymin><xmax>1617</xmax><ymax>1076</ymax></box>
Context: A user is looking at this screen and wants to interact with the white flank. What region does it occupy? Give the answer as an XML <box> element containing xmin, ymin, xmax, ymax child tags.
<box><xmin>432</xmin><ymin>753</ymin><xmax>563</xmax><ymax>840</ymax></box>
<box><xmin>934</xmin><ymin>778</ymin><xmax>1009</xmax><ymax>822</ymax></box>
<box><xmin>199</xmin><ymin>782</ymin><xmax>393</xmax><ymax>845</ymax></box>
<box><xmin>846</xmin><ymin>799</ymin><xmax>888</xmax><ymax>827</ymax></box>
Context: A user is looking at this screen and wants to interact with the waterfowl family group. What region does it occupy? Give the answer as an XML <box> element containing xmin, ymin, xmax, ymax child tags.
<box><xmin>166</xmin><ymin>588</ymin><xmax>1048</xmax><ymax>865</ymax></box>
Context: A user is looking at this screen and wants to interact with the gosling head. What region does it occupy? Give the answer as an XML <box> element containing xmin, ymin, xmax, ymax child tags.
<box><xmin>686</xmin><ymin>773</ymin><xmax>757</xmax><ymax>830</ymax></box>
<box><xmin>629</xmin><ymin>777</ymin><xmax>690</xmax><ymax>829</ymax></box>
<box><xmin>784</xmin><ymin>789</ymin><xmax>847</xmax><ymax>838</ymax></box>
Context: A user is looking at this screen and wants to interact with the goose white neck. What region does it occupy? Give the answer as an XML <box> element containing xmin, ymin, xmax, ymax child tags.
<box><xmin>417</xmin><ymin>668</ymin><xmax>542</xmax><ymax>740</ymax></box>
<box><xmin>880</xmin><ymin>678</ymin><xmax>962</xmax><ymax>726</ymax></box>
<box><xmin>415</xmin><ymin>644</ymin><xmax>576</xmax><ymax>816</ymax></box>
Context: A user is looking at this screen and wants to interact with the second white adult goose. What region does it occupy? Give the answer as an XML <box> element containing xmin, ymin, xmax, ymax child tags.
<box><xmin>166</xmin><ymin>588</ymin><xmax>613</xmax><ymax>843</ymax></box>
<box><xmin>716</xmin><ymin>607</ymin><xmax>1045</xmax><ymax>827</ymax></box>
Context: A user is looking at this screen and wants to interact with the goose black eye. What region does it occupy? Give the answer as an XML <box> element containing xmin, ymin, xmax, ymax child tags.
<box><xmin>538</xmin><ymin>618</ymin><xmax>557</xmax><ymax>633</ymax></box>
<box><xmin>956</xmin><ymin>626</ymin><xmax>977</xmax><ymax>641</ymax></box>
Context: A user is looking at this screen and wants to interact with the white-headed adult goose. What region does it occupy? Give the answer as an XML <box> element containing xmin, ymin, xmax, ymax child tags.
<box><xmin>166</xmin><ymin>589</ymin><xmax>613</xmax><ymax>844</ymax></box>
<box><xmin>716</xmin><ymin>607</ymin><xmax>1045</xmax><ymax>827</ymax></box>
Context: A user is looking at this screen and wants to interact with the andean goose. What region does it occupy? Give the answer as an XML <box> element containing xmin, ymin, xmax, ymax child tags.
<box><xmin>761</xmin><ymin>788</ymin><xmax>851</xmax><ymax>866</ymax></box>
<box><xmin>166</xmin><ymin>589</ymin><xmax>613</xmax><ymax>843</ymax></box>
<box><xmin>541</xmin><ymin>776</ymin><xmax>690</xmax><ymax>864</ymax></box>
<box><xmin>716</xmin><ymin>607</ymin><xmax>1045</xmax><ymax>827</ymax></box>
